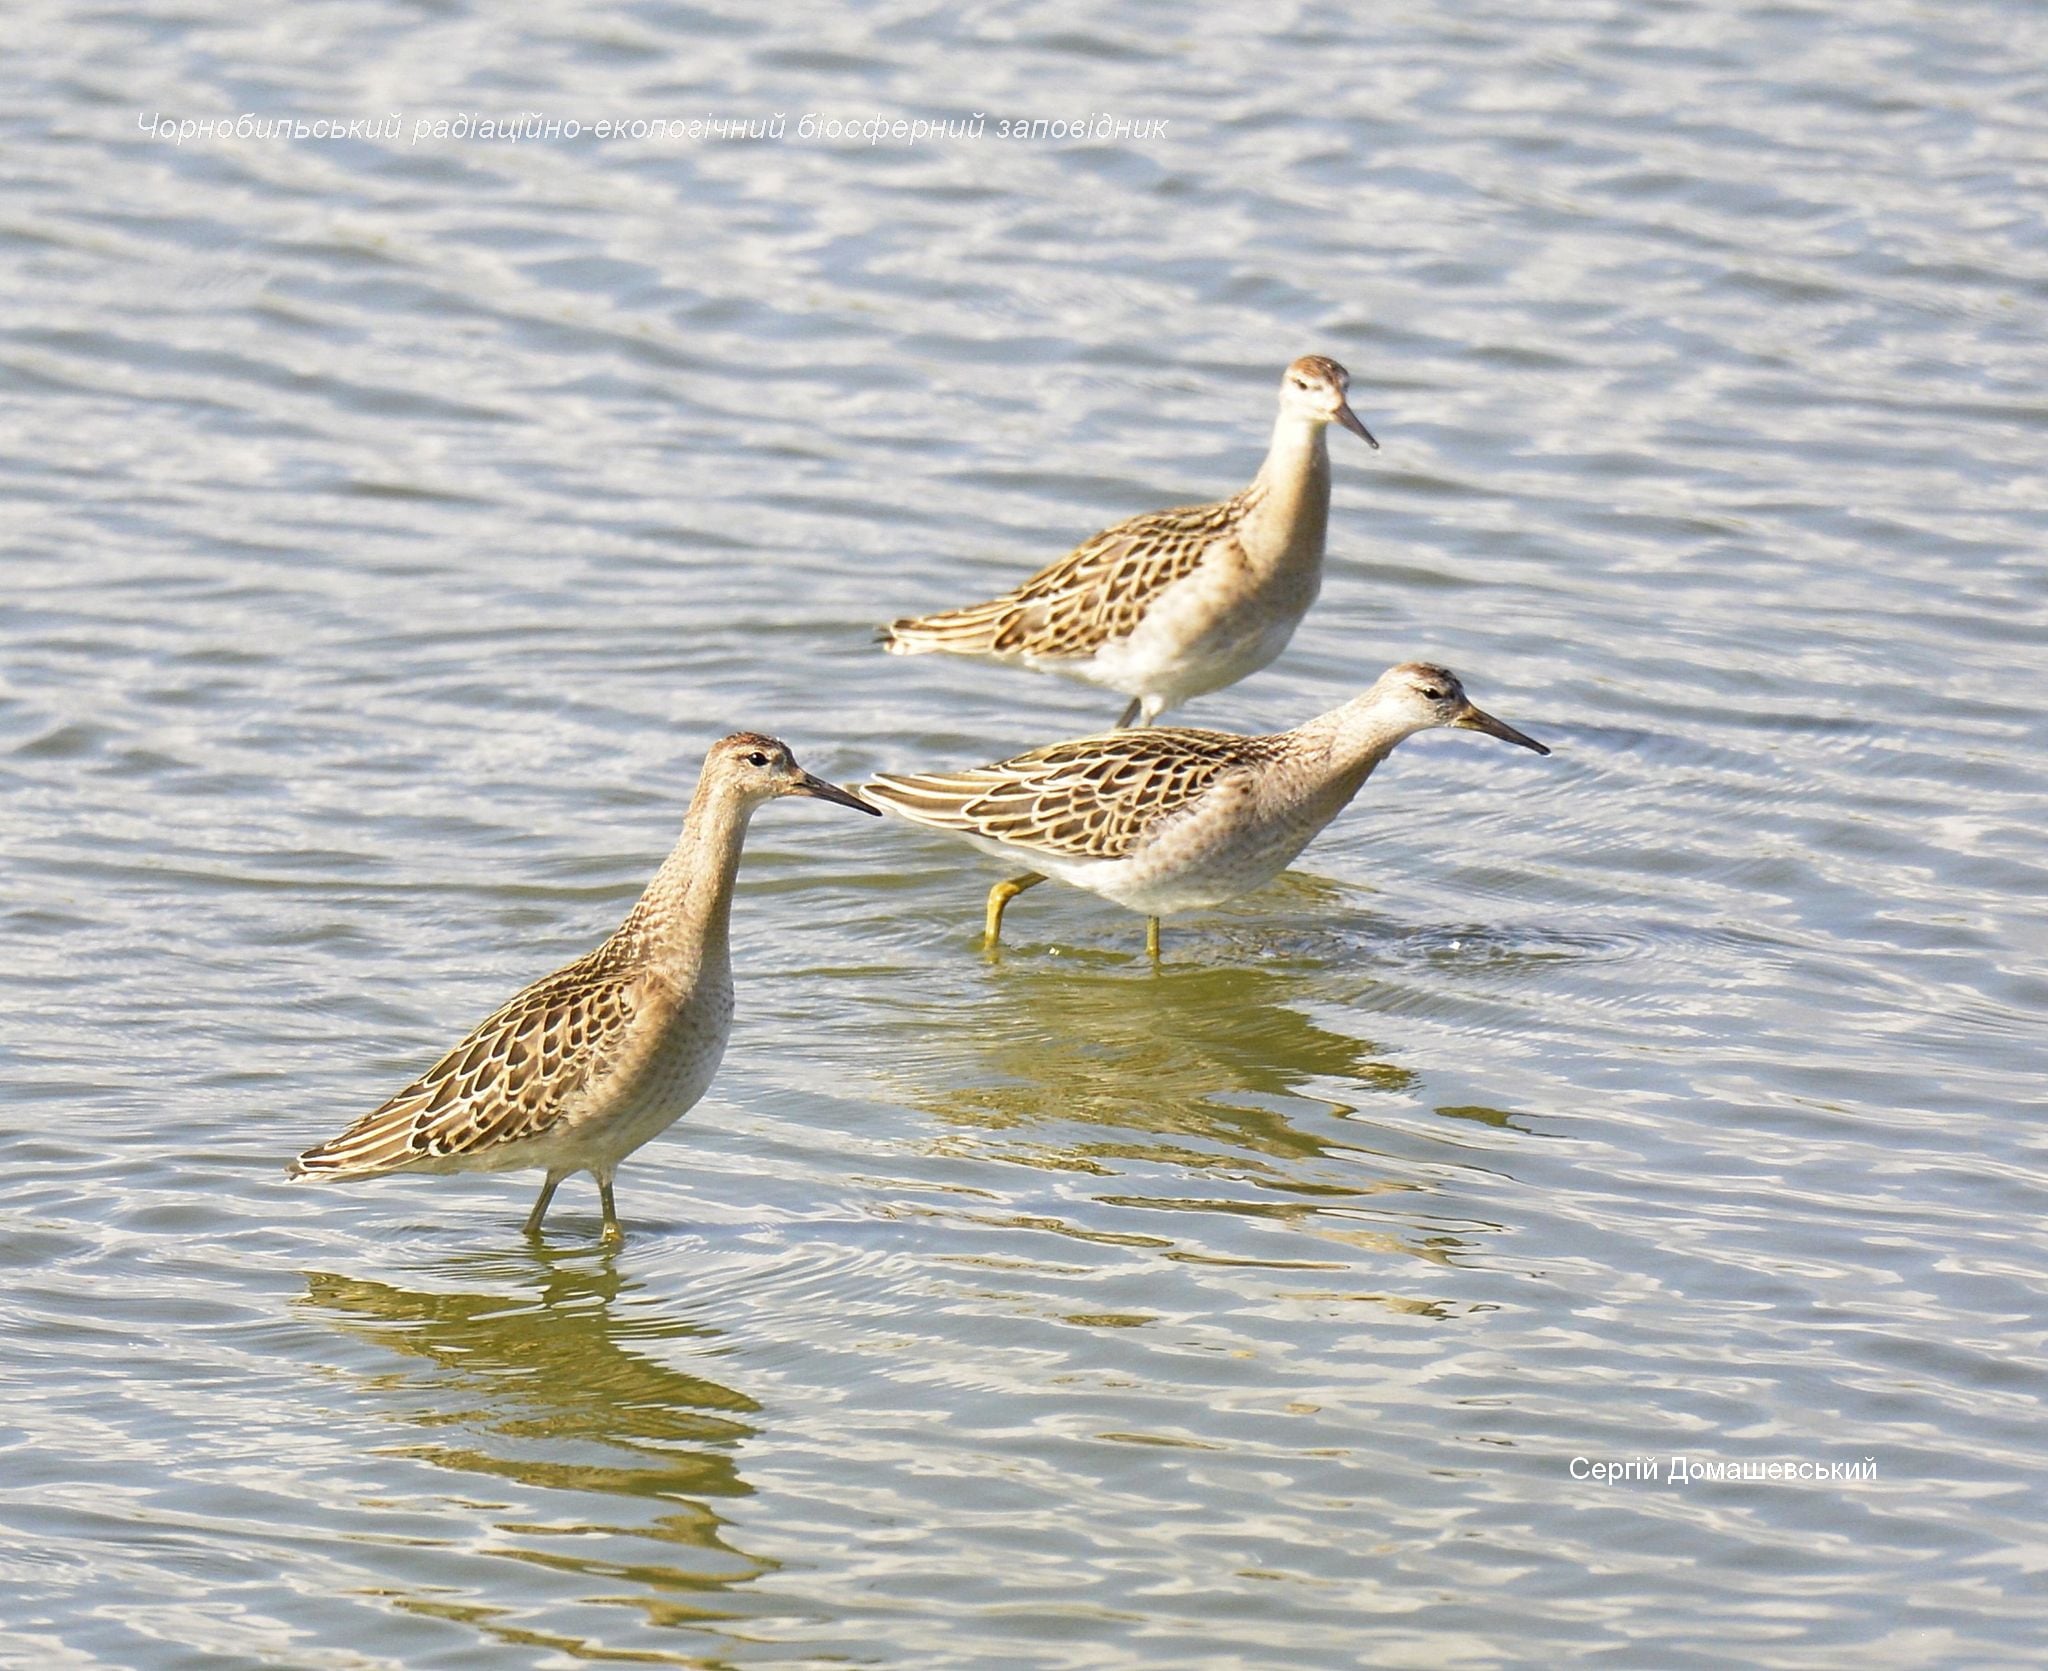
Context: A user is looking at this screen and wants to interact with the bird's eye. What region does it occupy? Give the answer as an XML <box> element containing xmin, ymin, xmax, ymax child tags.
<box><xmin>1420</xmin><ymin>687</ymin><xmax>1444</xmax><ymax>701</ymax></box>
<box><xmin>746</xmin><ymin>751</ymin><xmax>770</xmax><ymax>767</ymax></box>
<box><xmin>1290</xmin><ymin>377</ymin><xmax>1311</xmax><ymax>389</ymax></box>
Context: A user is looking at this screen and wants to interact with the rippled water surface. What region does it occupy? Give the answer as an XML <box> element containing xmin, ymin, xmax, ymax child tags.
<box><xmin>4</xmin><ymin>1</ymin><xmax>2047</xmax><ymax>1664</ymax></box>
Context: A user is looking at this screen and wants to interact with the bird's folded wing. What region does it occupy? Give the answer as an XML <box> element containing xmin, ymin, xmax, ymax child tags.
<box><xmin>292</xmin><ymin>963</ymin><xmax>648</xmax><ymax>1174</ymax></box>
<box><xmin>867</xmin><ymin>728</ymin><xmax>1270</xmax><ymax>861</ymax></box>
<box><xmin>891</xmin><ymin>497</ymin><xmax>1242</xmax><ymax>658</ymax></box>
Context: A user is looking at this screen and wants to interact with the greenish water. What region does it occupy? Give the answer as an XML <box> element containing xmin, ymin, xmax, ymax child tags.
<box><xmin>3</xmin><ymin>2</ymin><xmax>2046</xmax><ymax>1665</ymax></box>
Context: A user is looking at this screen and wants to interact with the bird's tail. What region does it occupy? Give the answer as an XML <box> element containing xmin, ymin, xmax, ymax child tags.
<box><xmin>859</xmin><ymin>770</ymin><xmax>1017</xmax><ymax>836</ymax></box>
<box><xmin>878</xmin><ymin>598</ymin><xmax>1020</xmax><ymax>657</ymax></box>
<box><xmin>286</xmin><ymin>1099</ymin><xmax>430</xmax><ymax>1181</ymax></box>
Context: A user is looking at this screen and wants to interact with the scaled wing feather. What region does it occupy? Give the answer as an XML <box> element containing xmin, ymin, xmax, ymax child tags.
<box><xmin>291</xmin><ymin>960</ymin><xmax>648</xmax><ymax>1177</ymax></box>
<box><xmin>886</xmin><ymin>495</ymin><xmax>1251</xmax><ymax>659</ymax></box>
<box><xmin>867</xmin><ymin>728</ymin><xmax>1279</xmax><ymax>861</ymax></box>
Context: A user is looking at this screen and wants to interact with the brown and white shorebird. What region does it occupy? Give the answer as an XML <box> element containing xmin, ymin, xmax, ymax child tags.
<box><xmin>288</xmin><ymin>734</ymin><xmax>878</xmax><ymax>1244</ymax></box>
<box><xmin>881</xmin><ymin>356</ymin><xmax>1379</xmax><ymax>727</ymax></box>
<box><xmin>863</xmin><ymin>663</ymin><xmax>1548</xmax><ymax>957</ymax></box>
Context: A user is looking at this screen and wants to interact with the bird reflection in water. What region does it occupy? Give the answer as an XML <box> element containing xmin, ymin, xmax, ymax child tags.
<box><xmin>299</xmin><ymin>1247</ymin><xmax>770</xmax><ymax>1654</ymax></box>
<box><xmin>907</xmin><ymin>956</ymin><xmax>1415</xmax><ymax>1164</ymax></box>
<box><xmin>885</xmin><ymin>954</ymin><xmax>1502</xmax><ymax>1280</ymax></box>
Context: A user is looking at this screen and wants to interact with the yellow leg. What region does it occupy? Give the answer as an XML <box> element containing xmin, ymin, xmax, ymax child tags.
<box><xmin>984</xmin><ymin>872</ymin><xmax>1046</xmax><ymax>946</ymax></box>
<box><xmin>597</xmin><ymin>1173</ymin><xmax>622</xmax><ymax>1245</ymax></box>
<box><xmin>1146</xmin><ymin>917</ymin><xmax>1161</xmax><ymax>962</ymax></box>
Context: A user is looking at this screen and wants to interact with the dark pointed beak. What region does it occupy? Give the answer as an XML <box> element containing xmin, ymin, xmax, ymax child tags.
<box><xmin>1453</xmin><ymin>704</ymin><xmax>1549</xmax><ymax>755</ymax></box>
<box><xmin>1335</xmin><ymin>401</ymin><xmax>1379</xmax><ymax>450</ymax></box>
<box><xmin>793</xmin><ymin>771</ymin><xmax>882</xmax><ymax>814</ymax></box>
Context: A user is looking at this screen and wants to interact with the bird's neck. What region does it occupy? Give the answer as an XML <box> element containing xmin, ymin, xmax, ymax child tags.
<box><xmin>1243</xmin><ymin>411</ymin><xmax>1332</xmax><ymax>557</ymax></box>
<box><xmin>623</xmin><ymin>778</ymin><xmax>754</xmax><ymax>978</ymax></box>
<box><xmin>1290</xmin><ymin>699</ymin><xmax>1415</xmax><ymax>803</ymax></box>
